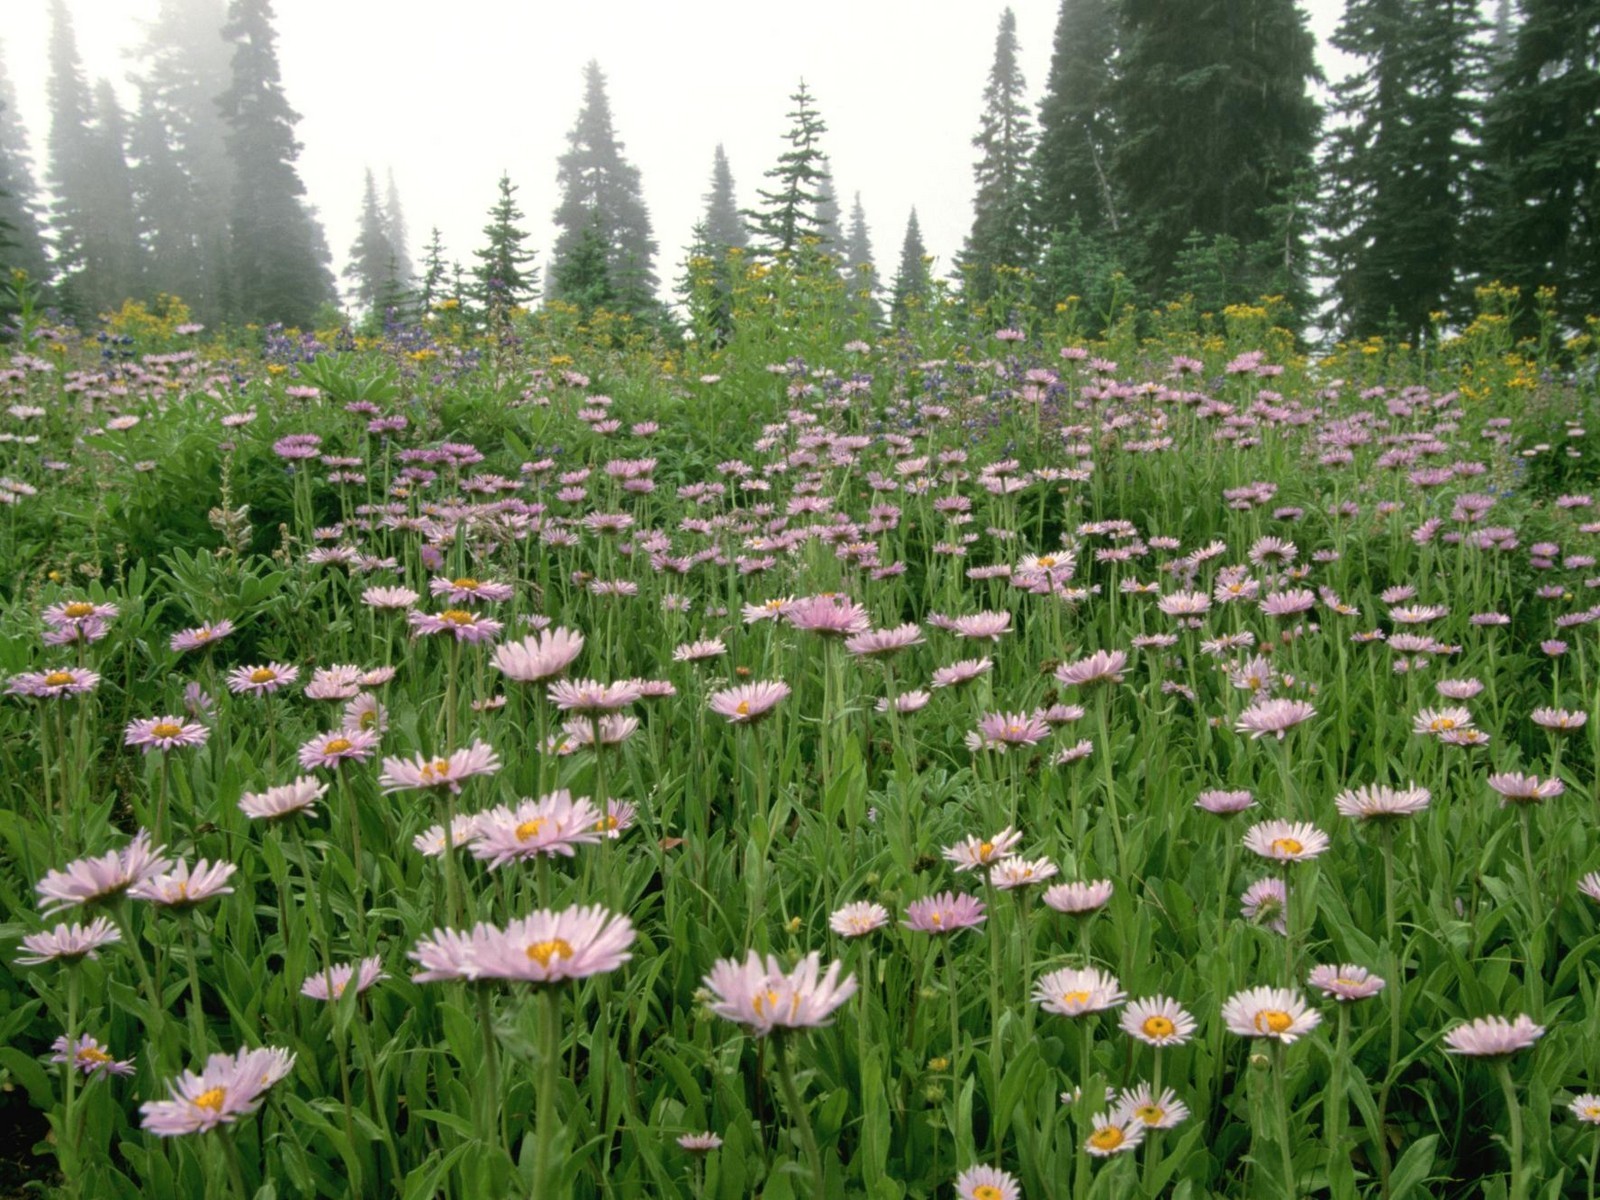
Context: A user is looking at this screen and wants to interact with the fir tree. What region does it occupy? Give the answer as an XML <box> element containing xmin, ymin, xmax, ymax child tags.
<box><xmin>1480</xmin><ymin>0</ymin><xmax>1599</xmax><ymax>330</ymax></box>
<box><xmin>844</xmin><ymin>192</ymin><xmax>882</xmax><ymax>326</ymax></box>
<box><xmin>813</xmin><ymin>160</ymin><xmax>844</xmax><ymax>254</ymax></box>
<box><xmin>1113</xmin><ymin>0</ymin><xmax>1321</xmax><ymax>308</ymax></box>
<box><xmin>549</xmin><ymin>61</ymin><xmax>658</xmax><ymax>317</ymax></box>
<box><xmin>553</xmin><ymin>217</ymin><xmax>619</xmax><ymax>316</ymax></box>
<box><xmin>963</xmin><ymin>7</ymin><xmax>1036</xmax><ymax>304</ymax></box>
<box><xmin>702</xmin><ymin>144</ymin><xmax>747</xmax><ymax>253</ymax></box>
<box><xmin>890</xmin><ymin>207</ymin><xmax>931</xmax><ymax>323</ymax></box>
<box><xmin>473</xmin><ymin>172</ymin><xmax>539</xmax><ymax>323</ymax></box>
<box><xmin>1321</xmin><ymin>0</ymin><xmax>1486</xmax><ymax>339</ymax></box>
<box><xmin>345</xmin><ymin>168</ymin><xmax>398</xmax><ymax>316</ymax></box>
<box><xmin>1033</xmin><ymin>0</ymin><xmax>1120</xmax><ymax>240</ymax></box>
<box><xmin>419</xmin><ymin>226</ymin><xmax>449</xmax><ymax>312</ymax></box>
<box><xmin>134</xmin><ymin>0</ymin><xmax>234</xmax><ymax>323</ymax></box>
<box><xmin>217</xmin><ymin>0</ymin><xmax>334</xmax><ymax>327</ymax></box>
<box><xmin>0</xmin><ymin>52</ymin><xmax>50</xmax><ymax>284</ymax></box>
<box><xmin>748</xmin><ymin>81</ymin><xmax>830</xmax><ymax>255</ymax></box>
<box><xmin>382</xmin><ymin>168</ymin><xmax>415</xmax><ymax>294</ymax></box>
<box><xmin>86</xmin><ymin>81</ymin><xmax>142</xmax><ymax>307</ymax></box>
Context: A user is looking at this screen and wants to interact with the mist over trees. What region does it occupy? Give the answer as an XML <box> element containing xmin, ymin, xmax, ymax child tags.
<box><xmin>0</xmin><ymin>0</ymin><xmax>1596</xmax><ymax>344</ymax></box>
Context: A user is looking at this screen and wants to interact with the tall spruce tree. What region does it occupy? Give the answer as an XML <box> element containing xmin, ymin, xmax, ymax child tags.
<box><xmin>891</xmin><ymin>207</ymin><xmax>931</xmax><ymax>322</ymax></box>
<box><xmin>133</xmin><ymin>0</ymin><xmax>234</xmax><ymax>322</ymax></box>
<box><xmin>1112</xmin><ymin>0</ymin><xmax>1321</xmax><ymax>308</ymax></box>
<box><xmin>48</xmin><ymin>0</ymin><xmax>141</xmax><ymax>317</ymax></box>
<box><xmin>1322</xmin><ymin>0</ymin><xmax>1485</xmax><ymax>339</ymax></box>
<box><xmin>382</xmin><ymin>169</ymin><xmax>415</xmax><ymax>295</ymax></box>
<box><xmin>548</xmin><ymin>61</ymin><xmax>658</xmax><ymax>317</ymax></box>
<box><xmin>702</xmin><ymin>144</ymin><xmax>748</xmax><ymax>253</ymax></box>
<box><xmin>963</xmin><ymin>7</ymin><xmax>1036</xmax><ymax>303</ymax></box>
<box><xmin>217</xmin><ymin>0</ymin><xmax>334</xmax><ymax>327</ymax></box>
<box><xmin>844</xmin><ymin>192</ymin><xmax>883</xmax><ymax>326</ymax></box>
<box><xmin>473</xmin><ymin>172</ymin><xmax>539</xmax><ymax>323</ymax></box>
<box><xmin>345</xmin><ymin>168</ymin><xmax>398</xmax><ymax>315</ymax></box>
<box><xmin>748</xmin><ymin>81</ymin><xmax>830</xmax><ymax>255</ymax></box>
<box><xmin>1480</xmin><ymin>0</ymin><xmax>1599</xmax><ymax>331</ymax></box>
<box><xmin>0</xmin><ymin>52</ymin><xmax>50</xmax><ymax>285</ymax></box>
<box><xmin>814</xmin><ymin>161</ymin><xmax>844</xmax><ymax>254</ymax></box>
<box><xmin>1033</xmin><ymin>0</ymin><xmax>1119</xmax><ymax>241</ymax></box>
<box><xmin>419</xmin><ymin>226</ymin><xmax>449</xmax><ymax>312</ymax></box>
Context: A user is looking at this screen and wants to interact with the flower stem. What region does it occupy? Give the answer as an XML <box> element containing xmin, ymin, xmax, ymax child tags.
<box><xmin>60</xmin><ymin>965</ymin><xmax>81</xmax><ymax>1197</ymax></box>
<box><xmin>774</xmin><ymin>1037</ymin><xmax>826</xmax><ymax>1197</ymax></box>
<box><xmin>535</xmin><ymin>986</ymin><xmax>560</xmax><ymax>1199</ymax></box>
<box><xmin>475</xmin><ymin>985</ymin><xmax>504</xmax><ymax>1153</ymax></box>
<box><xmin>1273</xmin><ymin>1042</ymin><xmax>1297</xmax><ymax>1198</ymax></box>
<box><xmin>1496</xmin><ymin>1061</ymin><xmax>1527</xmax><ymax>1200</ymax></box>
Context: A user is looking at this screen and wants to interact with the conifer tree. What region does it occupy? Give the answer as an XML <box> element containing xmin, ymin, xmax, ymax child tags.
<box><xmin>1033</xmin><ymin>0</ymin><xmax>1119</xmax><ymax>241</ymax></box>
<box><xmin>890</xmin><ymin>207</ymin><xmax>931</xmax><ymax>322</ymax></box>
<box><xmin>1480</xmin><ymin>0</ymin><xmax>1599</xmax><ymax>330</ymax></box>
<box><xmin>549</xmin><ymin>61</ymin><xmax>658</xmax><ymax>317</ymax></box>
<box><xmin>133</xmin><ymin>0</ymin><xmax>234</xmax><ymax>322</ymax></box>
<box><xmin>813</xmin><ymin>161</ymin><xmax>844</xmax><ymax>254</ymax></box>
<box><xmin>382</xmin><ymin>168</ymin><xmax>415</xmax><ymax>295</ymax></box>
<box><xmin>844</xmin><ymin>192</ymin><xmax>882</xmax><ymax>326</ymax></box>
<box><xmin>0</xmin><ymin>53</ymin><xmax>50</xmax><ymax>285</ymax></box>
<box><xmin>748</xmin><ymin>81</ymin><xmax>830</xmax><ymax>255</ymax></box>
<box><xmin>1113</xmin><ymin>0</ymin><xmax>1320</xmax><ymax>308</ymax></box>
<box><xmin>419</xmin><ymin>226</ymin><xmax>449</xmax><ymax>312</ymax></box>
<box><xmin>88</xmin><ymin>81</ymin><xmax>143</xmax><ymax>307</ymax></box>
<box><xmin>217</xmin><ymin>0</ymin><xmax>334</xmax><ymax>327</ymax></box>
<box><xmin>473</xmin><ymin>172</ymin><xmax>539</xmax><ymax>323</ymax></box>
<box><xmin>963</xmin><ymin>7</ymin><xmax>1036</xmax><ymax>303</ymax></box>
<box><xmin>553</xmin><ymin>218</ymin><xmax>619</xmax><ymax>315</ymax></box>
<box><xmin>345</xmin><ymin>168</ymin><xmax>398</xmax><ymax>316</ymax></box>
<box><xmin>1321</xmin><ymin>0</ymin><xmax>1485</xmax><ymax>339</ymax></box>
<box><xmin>702</xmin><ymin>144</ymin><xmax>747</xmax><ymax>253</ymax></box>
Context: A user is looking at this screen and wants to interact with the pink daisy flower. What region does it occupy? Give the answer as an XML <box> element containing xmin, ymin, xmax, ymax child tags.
<box><xmin>707</xmin><ymin>681</ymin><xmax>791</xmax><ymax>724</ymax></box>
<box><xmin>428</xmin><ymin>576</ymin><xmax>514</xmax><ymax>603</ymax></box>
<box><xmin>1054</xmin><ymin>649</ymin><xmax>1128</xmax><ymax>688</ymax></box>
<box><xmin>1195</xmin><ymin>789</ymin><xmax>1255</xmax><ymax>815</ymax></box>
<box><xmin>1307</xmin><ymin>963</ymin><xmax>1386</xmax><ymax>1002</ymax></box>
<box><xmin>1242</xmin><ymin>820</ymin><xmax>1330</xmax><ymax>863</ymax></box>
<box><xmin>954</xmin><ymin>1165</ymin><xmax>1020</xmax><ymax>1200</ymax></box>
<box><xmin>470</xmin><ymin>791</ymin><xmax>606</xmax><ymax>868</ymax></box>
<box><xmin>1085</xmin><ymin>1116</ymin><xmax>1145</xmax><ymax>1157</ymax></box>
<box><xmin>1487</xmin><ymin>772</ymin><xmax>1565</xmax><ymax>804</ymax></box>
<box><xmin>1042</xmin><ymin>879</ymin><xmax>1113</xmax><ymax>913</ymax></box>
<box><xmin>845</xmin><ymin>623</ymin><xmax>926</xmax><ymax>657</ymax></box>
<box><xmin>239</xmin><ymin>777</ymin><xmax>326</xmax><ymax>821</ymax></box>
<box><xmin>169</xmin><ymin>620</ymin><xmax>235</xmax><ymax>654</ymax></box>
<box><xmin>547</xmin><ymin>678</ymin><xmax>644</xmax><ymax>713</ymax></box>
<box><xmin>949</xmin><ymin>611</ymin><xmax>1012</xmax><ymax>641</ymax></box>
<box><xmin>942</xmin><ymin>827</ymin><xmax>1024</xmax><ymax>871</ymax></box>
<box><xmin>301</xmin><ymin>956</ymin><xmax>387</xmax><ymax>1001</ymax></box>
<box><xmin>36</xmin><ymin>832</ymin><xmax>172</xmax><ymax>914</ymax></box>
<box><xmin>1241</xmin><ymin>878</ymin><xmax>1288</xmax><ymax>934</ymax></box>
<box><xmin>226</xmin><ymin>663</ymin><xmax>300</xmax><ymax>695</ymax></box>
<box><xmin>904</xmin><ymin>891</ymin><xmax>987</xmax><ymax>934</ymax></box>
<box><xmin>297</xmin><ymin>728</ymin><xmax>381</xmax><ymax>771</ymax></box>
<box><xmin>129</xmin><ymin>858</ymin><xmax>238</xmax><ymax>908</ymax></box>
<box><xmin>830</xmin><ymin>901</ymin><xmax>891</xmax><ymax>938</ymax></box>
<box><xmin>51</xmin><ymin>1035</ymin><xmax>135</xmax><ymax>1077</ymax></box>
<box><xmin>407</xmin><ymin>608</ymin><xmax>504</xmax><ymax>643</ymax></box>
<box><xmin>990</xmin><ymin>856</ymin><xmax>1059</xmax><ymax>889</ymax></box>
<box><xmin>1234</xmin><ymin>698</ymin><xmax>1316</xmax><ymax>739</ymax></box>
<box><xmin>491</xmin><ymin>627</ymin><xmax>585</xmax><ymax>683</ymax></box>
<box><xmin>1333</xmin><ymin>783</ymin><xmax>1430</xmax><ymax>820</ymax></box>
<box><xmin>1221</xmin><ymin>987</ymin><xmax>1322</xmax><ymax>1042</ymax></box>
<box><xmin>783</xmin><ymin>594</ymin><xmax>871</xmax><ymax>637</ymax></box>
<box><xmin>17</xmin><ymin>917</ymin><xmax>122</xmax><ymax>964</ymax></box>
<box><xmin>378</xmin><ymin>740</ymin><xmax>501</xmax><ymax>794</ymax></box>
<box><xmin>1442</xmin><ymin>1014</ymin><xmax>1544</xmax><ymax>1057</ymax></box>
<box><xmin>124</xmin><ymin>716</ymin><xmax>210</xmax><ymax>754</ymax></box>
<box><xmin>1120</xmin><ymin>996</ymin><xmax>1196</xmax><ymax>1046</ymax></box>
<box><xmin>968</xmin><ymin>711</ymin><xmax>1051</xmax><ymax>751</ymax></box>
<box><xmin>5</xmin><ymin>667</ymin><xmax>100</xmax><ymax>699</ymax></box>
<box><xmin>702</xmin><ymin>950</ymin><xmax>858</xmax><ymax>1035</ymax></box>
<box><xmin>932</xmin><ymin>658</ymin><xmax>993</xmax><ymax>689</ymax></box>
<box><xmin>1033</xmin><ymin>966</ymin><xmax>1126</xmax><ymax>1016</ymax></box>
<box><xmin>139</xmin><ymin>1046</ymin><xmax>296</xmax><ymax>1136</ymax></box>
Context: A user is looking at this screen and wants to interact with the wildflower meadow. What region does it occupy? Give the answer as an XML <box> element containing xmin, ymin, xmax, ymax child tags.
<box><xmin>4</xmin><ymin>274</ymin><xmax>1600</xmax><ymax>1200</ymax></box>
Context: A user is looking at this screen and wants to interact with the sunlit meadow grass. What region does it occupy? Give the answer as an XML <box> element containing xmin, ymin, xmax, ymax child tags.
<box><xmin>3</xmin><ymin>275</ymin><xmax>1600</xmax><ymax>1199</ymax></box>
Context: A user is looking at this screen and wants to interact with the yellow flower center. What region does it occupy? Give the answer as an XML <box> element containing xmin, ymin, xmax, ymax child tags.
<box><xmin>1142</xmin><ymin>1015</ymin><xmax>1175</xmax><ymax>1038</ymax></box>
<box><xmin>441</xmin><ymin>609</ymin><xmax>474</xmax><ymax>625</ymax></box>
<box><xmin>151</xmin><ymin>722</ymin><xmax>183</xmax><ymax>738</ymax></box>
<box><xmin>452</xmin><ymin>577</ymin><xmax>479</xmax><ymax>590</ymax></box>
<box><xmin>1060</xmin><ymin>989</ymin><xmax>1091</xmax><ymax>1008</ymax></box>
<box><xmin>64</xmin><ymin>603</ymin><xmax>94</xmax><ymax>618</ymax></box>
<box><xmin>1038</xmin><ymin>556</ymin><xmax>1057</xmax><ymax>567</ymax></box>
<box><xmin>1255</xmin><ymin>1009</ymin><xmax>1294</xmax><ymax>1035</ymax></box>
<box><xmin>79</xmin><ymin>1046</ymin><xmax>112</xmax><ymax>1065</ymax></box>
<box><xmin>515</xmin><ymin>818</ymin><xmax>547</xmax><ymax>841</ymax></box>
<box><xmin>1088</xmin><ymin>1126</ymin><xmax>1125</xmax><ymax>1151</ymax></box>
<box><xmin>249</xmin><ymin>667</ymin><xmax>277</xmax><ymax>683</ymax></box>
<box><xmin>1431</xmin><ymin>717</ymin><xmax>1455</xmax><ymax>731</ymax></box>
<box><xmin>44</xmin><ymin>671</ymin><xmax>75</xmax><ymax>686</ymax></box>
<box><xmin>194</xmin><ymin>628</ymin><xmax>215</xmax><ymax>641</ymax></box>
<box><xmin>752</xmin><ymin>988</ymin><xmax>784</xmax><ymax>1017</ymax></box>
<box><xmin>420</xmin><ymin>759</ymin><xmax>451</xmax><ymax>781</ymax></box>
<box><xmin>736</xmin><ymin>701</ymin><xmax>750</xmax><ymax>716</ymax></box>
<box><xmin>525</xmin><ymin>938</ymin><xmax>574</xmax><ymax>967</ymax></box>
<box><xmin>974</xmin><ymin>1187</ymin><xmax>1004</xmax><ymax>1200</ymax></box>
<box><xmin>358</xmin><ymin>710</ymin><xmax>378</xmax><ymax>729</ymax></box>
<box><xmin>323</xmin><ymin>737</ymin><xmax>352</xmax><ymax>755</ymax></box>
<box><xmin>194</xmin><ymin>1086</ymin><xmax>227</xmax><ymax>1112</ymax></box>
<box><xmin>1271</xmin><ymin>837</ymin><xmax>1304</xmax><ymax>856</ymax></box>
<box><xmin>978</xmin><ymin>841</ymin><xmax>994</xmax><ymax>859</ymax></box>
<box><xmin>1134</xmin><ymin>1104</ymin><xmax>1164</xmax><ymax>1125</ymax></box>
<box><xmin>595</xmin><ymin>815</ymin><xmax>619</xmax><ymax>831</ymax></box>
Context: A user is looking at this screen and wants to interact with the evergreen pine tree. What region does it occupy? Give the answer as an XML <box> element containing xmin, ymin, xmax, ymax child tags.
<box><xmin>382</xmin><ymin>168</ymin><xmax>415</xmax><ymax>293</ymax></box>
<box><xmin>548</xmin><ymin>61</ymin><xmax>658</xmax><ymax>318</ymax></box>
<box><xmin>217</xmin><ymin>0</ymin><xmax>334</xmax><ymax>327</ymax></box>
<box><xmin>87</xmin><ymin>80</ymin><xmax>143</xmax><ymax>307</ymax></box>
<box><xmin>963</xmin><ymin>7</ymin><xmax>1036</xmax><ymax>304</ymax></box>
<box><xmin>473</xmin><ymin>172</ymin><xmax>539</xmax><ymax>323</ymax></box>
<box><xmin>1032</xmin><ymin>0</ymin><xmax>1120</xmax><ymax>241</ymax></box>
<box><xmin>890</xmin><ymin>207</ymin><xmax>931</xmax><ymax>322</ymax></box>
<box><xmin>1321</xmin><ymin>0</ymin><xmax>1486</xmax><ymax>339</ymax></box>
<box><xmin>0</xmin><ymin>52</ymin><xmax>50</xmax><ymax>284</ymax></box>
<box><xmin>553</xmin><ymin>217</ymin><xmax>619</xmax><ymax>315</ymax></box>
<box><xmin>419</xmin><ymin>226</ymin><xmax>448</xmax><ymax>312</ymax></box>
<box><xmin>345</xmin><ymin>168</ymin><xmax>398</xmax><ymax>316</ymax></box>
<box><xmin>844</xmin><ymin>192</ymin><xmax>883</xmax><ymax>326</ymax></box>
<box><xmin>813</xmin><ymin>160</ymin><xmax>844</xmax><ymax>254</ymax></box>
<box><xmin>134</xmin><ymin>0</ymin><xmax>234</xmax><ymax>324</ymax></box>
<box><xmin>1113</xmin><ymin>0</ymin><xmax>1321</xmax><ymax>308</ymax></box>
<box><xmin>702</xmin><ymin>144</ymin><xmax>748</xmax><ymax>252</ymax></box>
<box><xmin>1480</xmin><ymin>0</ymin><xmax>1599</xmax><ymax>330</ymax></box>
<box><xmin>748</xmin><ymin>81</ymin><xmax>830</xmax><ymax>255</ymax></box>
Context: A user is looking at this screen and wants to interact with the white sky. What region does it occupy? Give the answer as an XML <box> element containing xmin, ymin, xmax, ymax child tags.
<box><xmin>4</xmin><ymin>0</ymin><xmax>1351</xmax><ymax>307</ymax></box>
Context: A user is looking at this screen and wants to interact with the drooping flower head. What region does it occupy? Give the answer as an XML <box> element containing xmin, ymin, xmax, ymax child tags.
<box><xmin>1441</xmin><ymin>1014</ymin><xmax>1545</xmax><ymax>1057</ymax></box>
<box><xmin>702</xmin><ymin>950</ymin><xmax>858</xmax><ymax>1036</ymax></box>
